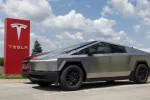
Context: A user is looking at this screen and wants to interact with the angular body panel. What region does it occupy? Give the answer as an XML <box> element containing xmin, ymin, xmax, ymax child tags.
<box><xmin>27</xmin><ymin>41</ymin><xmax>150</xmax><ymax>84</ymax></box>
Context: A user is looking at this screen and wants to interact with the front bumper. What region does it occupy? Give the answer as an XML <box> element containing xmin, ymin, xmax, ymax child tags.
<box><xmin>29</xmin><ymin>71</ymin><xmax>59</xmax><ymax>84</ymax></box>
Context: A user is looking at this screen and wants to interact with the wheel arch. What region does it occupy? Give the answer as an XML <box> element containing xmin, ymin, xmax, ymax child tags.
<box><xmin>133</xmin><ymin>60</ymin><xmax>150</xmax><ymax>72</ymax></box>
<box><xmin>59</xmin><ymin>61</ymin><xmax>87</xmax><ymax>82</ymax></box>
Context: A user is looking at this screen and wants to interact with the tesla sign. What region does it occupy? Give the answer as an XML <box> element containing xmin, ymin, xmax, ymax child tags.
<box><xmin>4</xmin><ymin>18</ymin><xmax>30</xmax><ymax>74</ymax></box>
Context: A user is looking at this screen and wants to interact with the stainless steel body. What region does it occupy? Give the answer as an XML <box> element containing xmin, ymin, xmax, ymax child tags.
<box><xmin>29</xmin><ymin>41</ymin><xmax>150</xmax><ymax>82</ymax></box>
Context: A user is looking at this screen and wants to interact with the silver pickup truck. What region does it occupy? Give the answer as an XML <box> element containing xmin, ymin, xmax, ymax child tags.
<box><xmin>25</xmin><ymin>41</ymin><xmax>150</xmax><ymax>91</ymax></box>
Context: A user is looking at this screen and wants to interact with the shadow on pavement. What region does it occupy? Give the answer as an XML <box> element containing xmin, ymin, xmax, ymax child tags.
<box><xmin>23</xmin><ymin>82</ymin><xmax>37</xmax><ymax>84</ymax></box>
<box><xmin>32</xmin><ymin>80</ymin><xmax>150</xmax><ymax>92</ymax></box>
<box><xmin>32</xmin><ymin>85</ymin><xmax>61</xmax><ymax>92</ymax></box>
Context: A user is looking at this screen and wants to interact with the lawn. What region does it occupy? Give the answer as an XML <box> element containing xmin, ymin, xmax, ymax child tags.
<box><xmin>0</xmin><ymin>69</ymin><xmax>22</xmax><ymax>79</ymax></box>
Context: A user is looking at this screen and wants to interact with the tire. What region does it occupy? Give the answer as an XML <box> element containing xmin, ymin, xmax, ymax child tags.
<box><xmin>134</xmin><ymin>64</ymin><xmax>149</xmax><ymax>84</ymax></box>
<box><xmin>106</xmin><ymin>80</ymin><xmax>115</xmax><ymax>83</ymax></box>
<box><xmin>37</xmin><ymin>82</ymin><xmax>51</xmax><ymax>87</ymax></box>
<box><xmin>60</xmin><ymin>65</ymin><xmax>84</xmax><ymax>91</ymax></box>
<box><xmin>29</xmin><ymin>78</ymin><xmax>36</xmax><ymax>83</ymax></box>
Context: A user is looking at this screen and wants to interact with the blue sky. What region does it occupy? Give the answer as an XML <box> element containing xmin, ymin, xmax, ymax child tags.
<box><xmin>50</xmin><ymin>0</ymin><xmax>150</xmax><ymax>47</ymax></box>
<box><xmin>0</xmin><ymin>0</ymin><xmax>150</xmax><ymax>57</ymax></box>
<box><xmin>50</xmin><ymin>0</ymin><xmax>150</xmax><ymax>48</ymax></box>
<box><xmin>50</xmin><ymin>0</ymin><xmax>106</xmax><ymax>19</ymax></box>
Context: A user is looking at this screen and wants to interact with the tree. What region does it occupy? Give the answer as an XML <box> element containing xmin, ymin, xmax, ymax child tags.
<box><xmin>0</xmin><ymin>58</ymin><xmax>4</xmax><ymax>66</ymax></box>
<box><xmin>32</xmin><ymin>40</ymin><xmax>43</xmax><ymax>55</ymax></box>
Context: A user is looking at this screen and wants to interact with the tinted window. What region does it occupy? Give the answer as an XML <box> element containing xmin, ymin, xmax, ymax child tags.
<box><xmin>108</xmin><ymin>44</ymin><xmax>126</xmax><ymax>53</ymax></box>
<box><xmin>74</xmin><ymin>42</ymin><xmax>108</xmax><ymax>55</ymax></box>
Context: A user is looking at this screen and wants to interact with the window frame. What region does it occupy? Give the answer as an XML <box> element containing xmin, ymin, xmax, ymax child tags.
<box><xmin>73</xmin><ymin>42</ymin><xmax>110</xmax><ymax>55</ymax></box>
<box><xmin>103</xmin><ymin>43</ymin><xmax>127</xmax><ymax>53</ymax></box>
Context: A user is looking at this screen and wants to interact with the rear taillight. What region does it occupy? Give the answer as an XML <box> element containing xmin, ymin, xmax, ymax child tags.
<box><xmin>22</xmin><ymin>63</ymin><xmax>30</xmax><ymax>72</ymax></box>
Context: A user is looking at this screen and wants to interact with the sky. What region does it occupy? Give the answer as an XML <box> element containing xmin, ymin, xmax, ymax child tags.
<box><xmin>0</xmin><ymin>0</ymin><xmax>150</xmax><ymax>57</ymax></box>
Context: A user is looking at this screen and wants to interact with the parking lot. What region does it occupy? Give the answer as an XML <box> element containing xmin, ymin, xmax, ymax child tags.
<box><xmin>0</xmin><ymin>79</ymin><xmax>150</xmax><ymax>100</ymax></box>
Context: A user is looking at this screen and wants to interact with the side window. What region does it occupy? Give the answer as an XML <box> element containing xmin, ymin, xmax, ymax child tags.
<box><xmin>88</xmin><ymin>43</ymin><xmax>108</xmax><ymax>54</ymax></box>
<box><xmin>108</xmin><ymin>44</ymin><xmax>126</xmax><ymax>53</ymax></box>
<box><xmin>74</xmin><ymin>42</ymin><xmax>108</xmax><ymax>55</ymax></box>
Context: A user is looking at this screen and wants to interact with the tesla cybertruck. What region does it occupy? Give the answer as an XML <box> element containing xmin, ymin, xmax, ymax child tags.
<box><xmin>26</xmin><ymin>41</ymin><xmax>150</xmax><ymax>91</ymax></box>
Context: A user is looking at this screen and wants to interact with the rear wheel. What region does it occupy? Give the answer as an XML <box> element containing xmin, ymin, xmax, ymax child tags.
<box><xmin>134</xmin><ymin>64</ymin><xmax>149</xmax><ymax>84</ymax></box>
<box><xmin>37</xmin><ymin>82</ymin><xmax>51</xmax><ymax>87</ymax></box>
<box><xmin>60</xmin><ymin>65</ymin><xmax>84</xmax><ymax>91</ymax></box>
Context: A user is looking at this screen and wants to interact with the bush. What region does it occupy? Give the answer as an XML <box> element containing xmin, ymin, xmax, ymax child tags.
<box><xmin>0</xmin><ymin>58</ymin><xmax>4</xmax><ymax>66</ymax></box>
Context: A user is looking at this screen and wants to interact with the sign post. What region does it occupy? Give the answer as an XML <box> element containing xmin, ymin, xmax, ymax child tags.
<box><xmin>4</xmin><ymin>18</ymin><xmax>30</xmax><ymax>74</ymax></box>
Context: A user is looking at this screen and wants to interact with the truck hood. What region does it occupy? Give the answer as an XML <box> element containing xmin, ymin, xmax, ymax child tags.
<box><xmin>31</xmin><ymin>53</ymin><xmax>69</xmax><ymax>61</ymax></box>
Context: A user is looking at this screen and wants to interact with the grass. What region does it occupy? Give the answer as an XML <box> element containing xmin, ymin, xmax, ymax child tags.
<box><xmin>0</xmin><ymin>69</ymin><xmax>22</xmax><ymax>79</ymax></box>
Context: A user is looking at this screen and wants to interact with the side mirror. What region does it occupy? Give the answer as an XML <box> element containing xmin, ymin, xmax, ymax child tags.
<box><xmin>85</xmin><ymin>49</ymin><xmax>93</xmax><ymax>56</ymax></box>
<box><xmin>87</xmin><ymin>52</ymin><xmax>93</xmax><ymax>56</ymax></box>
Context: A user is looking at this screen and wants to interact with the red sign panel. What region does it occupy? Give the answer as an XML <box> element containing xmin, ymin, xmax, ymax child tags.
<box><xmin>4</xmin><ymin>18</ymin><xmax>30</xmax><ymax>74</ymax></box>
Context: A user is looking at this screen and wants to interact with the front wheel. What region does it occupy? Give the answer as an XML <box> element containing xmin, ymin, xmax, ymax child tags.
<box><xmin>134</xmin><ymin>64</ymin><xmax>149</xmax><ymax>84</ymax></box>
<box><xmin>60</xmin><ymin>65</ymin><xmax>84</xmax><ymax>91</ymax></box>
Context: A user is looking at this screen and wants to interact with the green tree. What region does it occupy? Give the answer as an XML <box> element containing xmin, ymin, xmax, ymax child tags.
<box><xmin>0</xmin><ymin>58</ymin><xmax>4</xmax><ymax>66</ymax></box>
<box><xmin>32</xmin><ymin>40</ymin><xmax>43</xmax><ymax>55</ymax></box>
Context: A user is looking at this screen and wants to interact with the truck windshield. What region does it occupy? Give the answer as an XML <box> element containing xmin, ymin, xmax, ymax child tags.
<box><xmin>50</xmin><ymin>41</ymin><xmax>96</xmax><ymax>54</ymax></box>
<box><xmin>34</xmin><ymin>41</ymin><xmax>96</xmax><ymax>60</ymax></box>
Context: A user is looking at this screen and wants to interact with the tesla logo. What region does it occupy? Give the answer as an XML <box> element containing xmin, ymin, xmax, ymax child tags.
<box><xmin>11</xmin><ymin>23</ymin><xmax>27</xmax><ymax>40</ymax></box>
<box><xmin>8</xmin><ymin>45</ymin><xmax>28</xmax><ymax>50</ymax></box>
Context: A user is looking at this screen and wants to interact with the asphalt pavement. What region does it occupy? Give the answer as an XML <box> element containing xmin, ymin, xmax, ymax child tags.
<box><xmin>0</xmin><ymin>80</ymin><xmax>150</xmax><ymax>100</ymax></box>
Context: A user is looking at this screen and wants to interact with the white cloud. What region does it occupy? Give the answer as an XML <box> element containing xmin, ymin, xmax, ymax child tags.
<box><xmin>56</xmin><ymin>32</ymin><xmax>84</xmax><ymax>47</ymax></box>
<box><xmin>133</xmin><ymin>25</ymin><xmax>141</xmax><ymax>33</ymax></box>
<box><xmin>109</xmin><ymin>0</ymin><xmax>135</xmax><ymax>17</ymax></box>
<box><xmin>0</xmin><ymin>19</ymin><xmax>3</xmax><ymax>29</ymax></box>
<box><xmin>141</xmin><ymin>17</ymin><xmax>150</xmax><ymax>25</ymax></box>
<box><xmin>101</xmin><ymin>6</ymin><xmax>115</xmax><ymax>17</ymax></box>
<box><xmin>56</xmin><ymin>32</ymin><xmax>84</xmax><ymax>40</ymax></box>
<box><xmin>86</xmin><ymin>5</ymin><xmax>91</xmax><ymax>8</ymax></box>
<box><xmin>0</xmin><ymin>0</ymin><xmax>4</xmax><ymax>10</ymax></box>
<box><xmin>0</xmin><ymin>0</ymin><xmax>148</xmax><ymax>57</ymax></box>
<box><xmin>30</xmin><ymin>33</ymin><xmax>57</xmax><ymax>53</ymax></box>
<box><xmin>104</xmin><ymin>0</ymin><xmax>150</xmax><ymax>18</ymax></box>
<box><xmin>139</xmin><ymin>48</ymin><xmax>150</xmax><ymax>53</ymax></box>
<box><xmin>2</xmin><ymin>0</ymin><xmax>53</xmax><ymax>22</ymax></box>
<box><xmin>136</xmin><ymin>0</ymin><xmax>150</xmax><ymax>18</ymax></box>
<box><xmin>0</xmin><ymin>19</ymin><xmax>4</xmax><ymax>57</ymax></box>
<box><xmin>48</xmin><ymin>0</ymin><xmax>60</xmax><ymax>2</ymax></box>
<box><xmin>68</xmin><ymin>0</ymin><xmax>74</xmax><ymax>7</ymax></box>
<box><xmin>0</xmin><ymin>41</ymin><xmax>4</xmax><ymax>57</ymax></box>
<box><xmin>42</xmin><ymin>10</ymin><xmax>89</xmax><ymax>30</ymax></box>
<box><xmin>42</xmin><ymin>11</ymin><xmax>119</xmax><ymax>39</ymax></box>
<box><xmin>0</xmin><ymin>20</ymin><xmax>4</xmax><ymax>57</ymax></box>
<box><xmin>91</xmin><ymin>18</ymin><xmax>117</xmax><ymax>38</ymax></box>
<box><xmin>146</xmin><ymin>35</ymin><xmax>150</xmax><ymax>40</ymax></box>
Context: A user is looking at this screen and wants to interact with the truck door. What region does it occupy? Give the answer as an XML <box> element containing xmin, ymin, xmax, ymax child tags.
<box><xmin>81</xmin><ymin>42</ymin><xmax>111</xmax><ymax>78</ymax></box>
<box><xmin>106</xmin><ymin>43</ymin><xmax>130</xmax><ymax>77</ymax></box>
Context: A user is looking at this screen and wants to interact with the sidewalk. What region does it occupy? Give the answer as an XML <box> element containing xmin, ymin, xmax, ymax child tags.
<box><xmin>0</xmin><ymin>79</ymin><xmax>30</xmax><ymax>84</ymax></box>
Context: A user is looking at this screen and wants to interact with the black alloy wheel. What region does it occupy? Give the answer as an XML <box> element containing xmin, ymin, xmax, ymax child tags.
<box><xmin>60</xmin><ymin>65</ymin><xmax>84</xmax><ymax>91</ymax></box>
<box><xmin>134</xmin><ymin>64</ymin><xmax>149</xmax><ymax>84</ymax></box>
<box><xmin>66</xmin><ymin>68</ymin><xmax>80</xmax><ymax>86</ymax></box>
